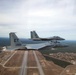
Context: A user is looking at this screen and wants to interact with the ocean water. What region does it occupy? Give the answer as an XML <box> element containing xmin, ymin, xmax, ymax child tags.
<box><xmin>0</xmin><ymin>37</ymin><xmax>10</xmax><ymax>46</ymax></box>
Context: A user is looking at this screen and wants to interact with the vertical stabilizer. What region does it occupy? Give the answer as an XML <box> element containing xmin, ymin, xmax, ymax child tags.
<box><xmin>31</xmin><ymin>31</ymin><xmax>33</xmax><ymax>39</ymax></box>
<box><xmin>9</xmin><ymin>32</ymin><xmax>22</xmax><ymax>47</ymax></box>
<box><xmin>31</xmin><ymin>31</ymin><xmax>39</xmax><ymax>39</ymax></box>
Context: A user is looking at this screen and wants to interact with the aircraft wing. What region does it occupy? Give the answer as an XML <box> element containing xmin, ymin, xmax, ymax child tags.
<box><xmin>25</xmin><ymin>42</ymin><xmax>54</xmax><ymax>49</ymax></box>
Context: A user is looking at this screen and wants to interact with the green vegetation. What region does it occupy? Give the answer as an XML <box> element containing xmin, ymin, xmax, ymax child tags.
<box><xmin>39</xmin><ymin>41</ymin><xmax>76</xmax><ymax>68</ymax></box>
<box><xmin>39</xmin><ymin>41</ymin><xmax>76</xmax><ymax>54</ymax></box>
<box><xmin>44</xmin><ymin>56</ymin><xmax>72</xmax><ymax>68</ymax></box>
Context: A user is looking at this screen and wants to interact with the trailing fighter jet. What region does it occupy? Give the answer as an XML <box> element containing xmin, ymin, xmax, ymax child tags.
<box><xmin>31</xmin><ymin>31</ymin><xmax>65</xmax><ymax>41</ymax></box>
<box><xmin>3</xmin><ymin>32</ymin><xmax>55</xmax><ymax>50</ymax></box>
<box><xmin>30</xmin><ymin>31</ymin><xmax>69</xmax><ymax>48</ymax></box>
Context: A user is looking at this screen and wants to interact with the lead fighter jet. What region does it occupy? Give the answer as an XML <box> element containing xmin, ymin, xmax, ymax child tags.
<box><xmin>3</xmin><ymin>32</ymin><xmax>55</xmax><ymax>50</ymax></box>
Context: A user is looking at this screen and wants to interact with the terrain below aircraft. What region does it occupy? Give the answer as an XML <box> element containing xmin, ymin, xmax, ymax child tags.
<box><xmin>3</xmin><ymin>32</ymin><xmax>56</xmax><ymax>50</ymax></box>
<box><xmin>31</xmin><ymin>31</ymin><xmax>65</xmax><ymax>42</ymax></box>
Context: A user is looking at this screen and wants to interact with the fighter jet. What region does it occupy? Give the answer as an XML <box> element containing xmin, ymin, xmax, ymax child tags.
<box><xmin>3</xmin><ymin>32</ymin><xmax>55</xmax><ymax>50</ymax></box>
<box><xmin>31</xmin><ymin>31</ymin><xmax>65</xmax><ymax>41</ymax></box>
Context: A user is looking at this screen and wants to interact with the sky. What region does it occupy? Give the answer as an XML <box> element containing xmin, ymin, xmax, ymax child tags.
<box><xmin>0</xmin><ymin>0</ymin><xmax>76</xmax><ymax>40</ymax></box>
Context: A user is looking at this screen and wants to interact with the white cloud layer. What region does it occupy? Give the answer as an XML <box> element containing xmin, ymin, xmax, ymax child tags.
<box><xmin>0</xmin><ymin>0</ymin><xmax>76</xmax><ymax>40</ymax></box>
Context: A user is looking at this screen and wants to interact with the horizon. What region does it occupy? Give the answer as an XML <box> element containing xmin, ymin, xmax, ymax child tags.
<box><xmin>0</xmin><ymin>0</ymin><xmax>76</xmax><ymax>40</ymax></box>
<box><xmin>0</xmin><ymin>37</ymin><xmax>76</xmax><ymax>41</ymax></box>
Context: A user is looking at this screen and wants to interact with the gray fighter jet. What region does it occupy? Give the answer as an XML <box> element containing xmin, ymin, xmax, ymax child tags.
<box><xmin>31</xmin><ymin>31</ymin><xmax>65</xmax><ymax>41</ymax></box>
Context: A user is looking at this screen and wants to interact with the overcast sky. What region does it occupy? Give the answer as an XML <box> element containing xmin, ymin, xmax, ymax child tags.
<box><xmin>0</xmin><ymin>0</ymin><xmax>76</xmax><ymax>40</ymax></box>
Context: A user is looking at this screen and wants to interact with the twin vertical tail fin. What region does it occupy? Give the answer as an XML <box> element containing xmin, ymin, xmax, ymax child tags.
<box><xmin>31</xmin><ymin>31</ymin><xmax>39</xmax><ymax>39</ymax></box>
<box><xmin>9</xmin><ymin>32</ymin><xmax>22</xmax><ymax>47</ymax></box>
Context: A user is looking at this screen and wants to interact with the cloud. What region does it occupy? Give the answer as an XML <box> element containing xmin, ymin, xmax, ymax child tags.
<box><xmin>0</xmin><ymin>0</ymin><xmax>76</xmax><ymax>40</ymax></box>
